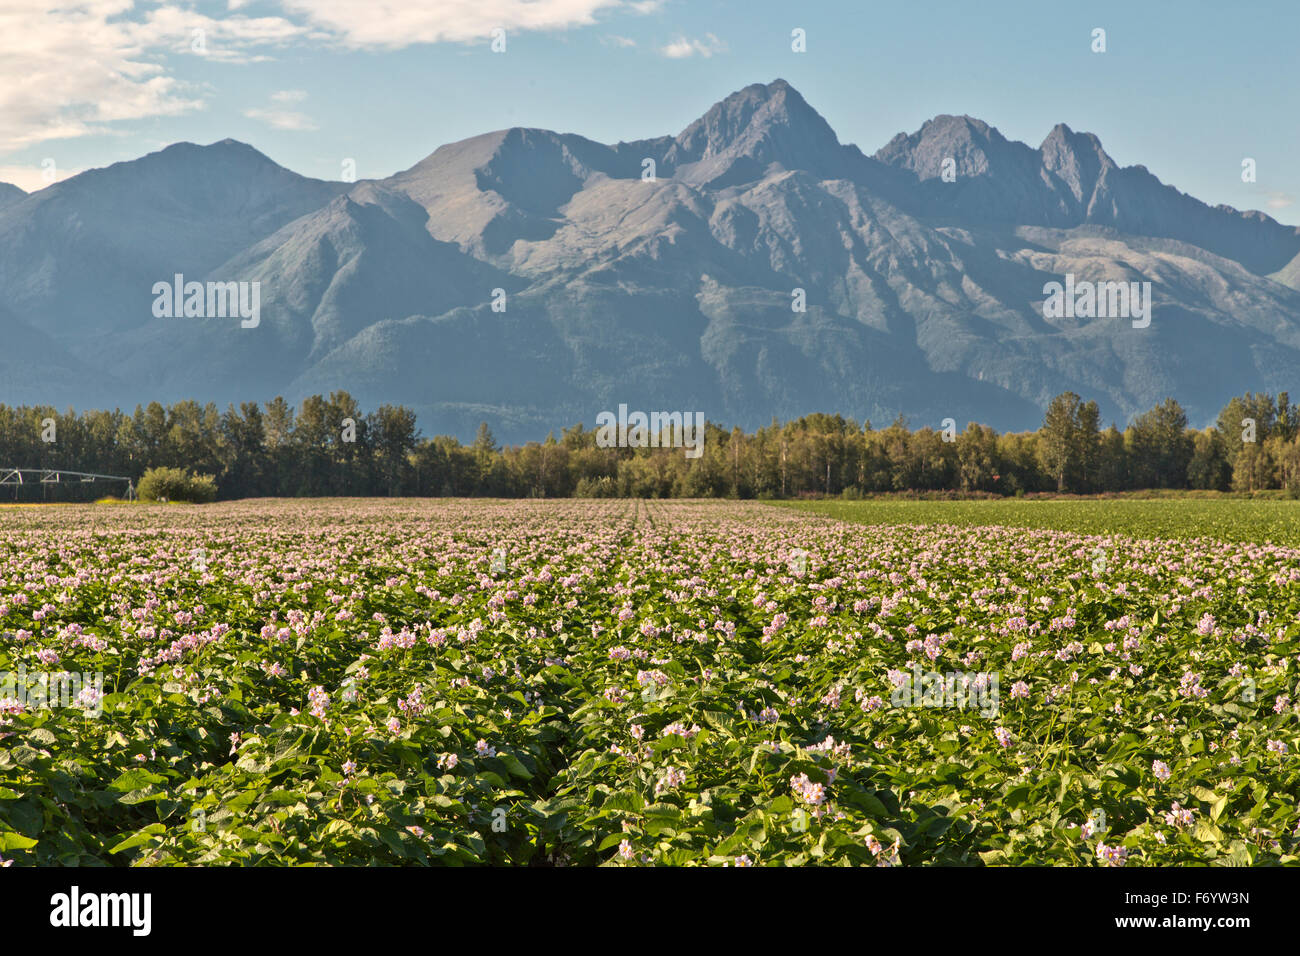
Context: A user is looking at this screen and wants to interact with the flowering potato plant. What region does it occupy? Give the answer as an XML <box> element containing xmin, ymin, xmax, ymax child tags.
<box><xmin>0</xmin><ymin>499</ymin><xmax>1296</xmax><ymax>866</ymax></box>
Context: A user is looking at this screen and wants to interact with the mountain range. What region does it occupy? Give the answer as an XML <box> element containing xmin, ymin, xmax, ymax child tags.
<box><xmin>3</xmin><ymin>78</ymin><xmax>1300</xmax><ymax>442</ymax></box>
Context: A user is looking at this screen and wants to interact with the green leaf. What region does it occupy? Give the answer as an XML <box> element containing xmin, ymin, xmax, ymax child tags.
<box><xmin>499</xmin><ymin>754</ymin><xmax>533</xmax><ymax>779</ymax></box>
<box><xmin>1002</xmin><ymin>784</ymin><xmax>1032</xmax><ymax>809</ymax></box>
<box><xmin>109</xmin><ymin>824</ymin><xmax>166</xmax><ymax>854</ymax></box>
<box><xmin>0</xmin><ymin>831</ymin><xmax>38</xmax><ymax>852</ymax></box>
<box><xmin>108</xmin><ymin>768</ymin><xmax>168</xmax><ymax>792</ymax></box>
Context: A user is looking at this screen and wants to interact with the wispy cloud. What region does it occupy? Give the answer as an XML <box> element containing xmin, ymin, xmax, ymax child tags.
<box><xmin>244</xmin><ymin>89</ymin><xmax>317</xmax><ymax>129</ymax></box>
<box><xmin>244</xmin><ymin>107</ymin><xmax>318</xmax><ymax>131</ymax></box>
<box><xmin>0</xmin><ymin>0</ymin><xmax>674</xmax><ymax>153</ymax></box>
<box><xmin>603</xmin><ymin>34</ymin><xmax>637</xmax><ymax>47</ymax></box>
<box><xmin>277</xmin><ymin>0</ymin><xmax>628</xmax><ymax>48</ymax></box>
<box><xmin>659</xmin><ymin>33</ymin><xmax>726</xmax><ymax>59</ymax></box>
<box><xmin>1266</xmin><ymin>192</ymin><xmax>1295</xmax><ymax>211</ymax></box>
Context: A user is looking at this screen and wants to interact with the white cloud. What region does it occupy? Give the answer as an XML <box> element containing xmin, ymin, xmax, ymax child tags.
<box><xmin>277</xmin><ymin>0</ymin><xmax>628</xmax><ymax>48</ymax></box>
<box><xmin>244</xmin><ymin>108</ymin><xmax>319</xmax><ymax>131</ymax></box>
<box><xmin>245</xmin><ymin>89</ymin><xmax>316</xmax><ymax>129</ymax></box>
<box><xmin>659</xmin><ymin>33</ymin><xmax>725</xmax><ymax>58</ymax></box>
<box><xmin>0</xmin><ymin>0</ymin><xmax>660</xmax><ymax>153</ymax></box>
<box><xmin>141</xmin><ymin>4</ymin><xmax>308</xmax><ymax>61</ymax></box>
<box><xmin>1266</xmin><ymin>192</ymin><xmax>1295</xmax><ymax>211</ymax></box>
<box><xmin>0</xmin><ymin>1</ymin><xmax>308</xmax><ymax>152</ymax></box>
<box><xmin>603</xmin><ymin>34</ymin><xmax>637</xmax><ymax>47</ymax></box>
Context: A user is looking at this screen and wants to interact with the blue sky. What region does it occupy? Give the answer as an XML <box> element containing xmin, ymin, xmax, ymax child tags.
<box><xmin>3</xmin><ymin>0</ymin><xmax>1296</xmax><ymax>224</ymax></box>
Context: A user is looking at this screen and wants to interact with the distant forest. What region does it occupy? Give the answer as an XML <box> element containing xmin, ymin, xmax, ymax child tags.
<box><xmin>1</xmin><ymin>391</ymin><xmax>1298</xmax><ymax>501</ymax></box>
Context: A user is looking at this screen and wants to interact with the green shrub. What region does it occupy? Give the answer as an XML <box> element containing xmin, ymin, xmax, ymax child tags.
<box><xmin>137</xmin><ymin>467</ymin><xmax>218</xmax><ymax>504</ymax></box>
<box><xmin>574</xmin><ymin>476</ymin><xmax>617</xmax><ymax>498</ymax></box>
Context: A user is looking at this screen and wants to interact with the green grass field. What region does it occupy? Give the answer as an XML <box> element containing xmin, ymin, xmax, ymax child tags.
<box><xmin>774</xmin><ymin>497</ymin><xmax>1300</xmax><ymax>546</ymax></box>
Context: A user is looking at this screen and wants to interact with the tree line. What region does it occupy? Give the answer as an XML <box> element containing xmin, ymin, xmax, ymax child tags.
<box><xmin>1</xmin><ymin>390</ymin><xmax>1298</xmax><ymax>501</ymax></box>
